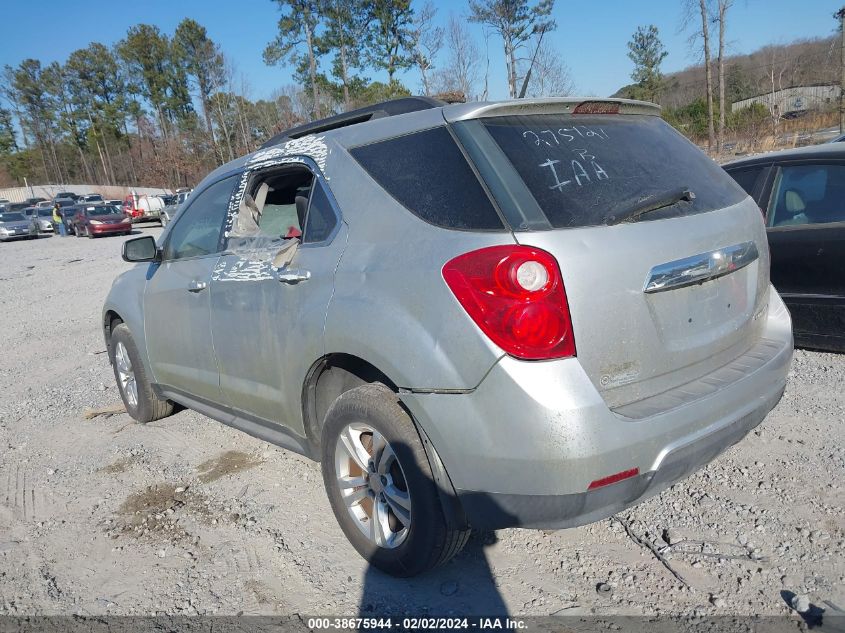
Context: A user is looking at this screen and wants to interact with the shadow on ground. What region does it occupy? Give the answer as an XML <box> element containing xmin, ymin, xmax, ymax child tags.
<box><xmin>358</xmin><ymin>531</ymin><xmax>508</xmax><ymax>616</ymax></box>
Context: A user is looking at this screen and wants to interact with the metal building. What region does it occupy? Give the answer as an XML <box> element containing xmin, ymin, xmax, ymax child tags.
<box><xmin>731</xmin><ymin>84</ymin><xmax>840</xmax><ymax>115</ymax></box>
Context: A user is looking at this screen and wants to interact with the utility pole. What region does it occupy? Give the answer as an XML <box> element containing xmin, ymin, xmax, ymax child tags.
<box><xmin>839</xmin><ymin>7</ymin><xmax>845</xmax><ymax>133</ymax></box>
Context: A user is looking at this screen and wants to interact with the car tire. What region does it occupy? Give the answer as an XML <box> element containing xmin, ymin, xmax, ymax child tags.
<box><xmin>109</xmin><ymin>322</ymin><xmax>173</xmax><ymax>424</ymax></box>
<box><xmin>320</xmin><ymin>383</ymin><xmax>469</xmax><ymax>577</ymax></box>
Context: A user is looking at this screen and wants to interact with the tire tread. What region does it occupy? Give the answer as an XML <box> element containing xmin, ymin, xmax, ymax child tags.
<box><xmin>110</xmin><ymin>322</ymin><xmax>173</xmax><ymax>424</ymax></box>
<box><xmin>321</xmin><ymin>383</ymin><xmax>469</xmax><ymax>576</ymax></box>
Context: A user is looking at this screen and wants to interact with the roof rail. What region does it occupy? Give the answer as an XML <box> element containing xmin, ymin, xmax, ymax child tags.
<box><xmin>260</xmin><ymin>96</ymin><xmax>446</xmax><ymax>149</ymax></box>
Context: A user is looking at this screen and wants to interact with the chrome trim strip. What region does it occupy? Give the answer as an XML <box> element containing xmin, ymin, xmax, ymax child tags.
<box><xmin>644</xmin><ymin>241</ymin><xmax>759</xmax><ymax>294</ymax></box>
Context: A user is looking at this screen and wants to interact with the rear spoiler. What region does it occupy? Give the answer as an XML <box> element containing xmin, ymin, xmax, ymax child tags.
<box><xmin>443</xmin><ymin>98</ymin><xmax>660</xmax><ymax>123</ymax></box>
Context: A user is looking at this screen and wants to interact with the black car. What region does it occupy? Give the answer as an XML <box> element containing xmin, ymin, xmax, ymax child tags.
<box><xmin>723</xmin><ymin>144</ymin><xmax>845</xmax><ymax>352</ymax></box>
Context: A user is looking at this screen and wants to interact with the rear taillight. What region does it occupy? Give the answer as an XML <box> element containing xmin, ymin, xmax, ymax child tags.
<box><xmin>442</xmin><ymin>245</ymin><xmax>576</xmax><ymax>360</ymax></box>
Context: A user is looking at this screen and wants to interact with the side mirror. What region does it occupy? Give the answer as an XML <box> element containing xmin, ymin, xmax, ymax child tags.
<box><xmin>122</xmin><ymin>235</ymin><xmax>160</xmax><ymax>263</ymax></box>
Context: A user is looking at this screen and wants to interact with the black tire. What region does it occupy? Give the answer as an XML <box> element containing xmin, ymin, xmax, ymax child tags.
<box><xmin>321</xmin><ymin>383</ymin><xmax>469</xmax><ymax>577</ymax></box>
<box><xmin>109</xmin><ymin>322</ymin><xmax>173</xmax><ymax>423</ymax></box>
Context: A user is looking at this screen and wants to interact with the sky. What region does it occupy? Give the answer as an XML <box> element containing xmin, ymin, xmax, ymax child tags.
<box><xmin>0</xmin><ymin>0</ymin><xmax>841</xmax><ymax>103</ymax></box>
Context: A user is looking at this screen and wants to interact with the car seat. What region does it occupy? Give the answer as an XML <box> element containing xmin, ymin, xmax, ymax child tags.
<box><xmin>775</xmin><ymin>189</ymin><xmax>808</xmax><ymax>226</ymax></box>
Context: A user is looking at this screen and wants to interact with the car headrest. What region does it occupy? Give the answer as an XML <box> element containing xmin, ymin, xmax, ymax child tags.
<box><xmin>784</xmin><ymin>189</ymin><xmax>805</xmax><ymax>214</ymax></box>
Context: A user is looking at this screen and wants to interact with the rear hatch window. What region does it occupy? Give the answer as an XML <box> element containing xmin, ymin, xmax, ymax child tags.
<box><xmin>472</xmin><ymin>114</ymin><xmax>746</xmax><ymax>229</ymax></box>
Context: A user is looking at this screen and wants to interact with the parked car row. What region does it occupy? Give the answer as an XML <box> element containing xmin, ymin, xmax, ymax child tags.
<box><xmin>0</xmin><ymin>191</ymin><xmax>175</xmax><ymax>227</ymax></box>
<box><xmin>5</xmin><ymin>202</ymin><xmax>136</xmax><ymax>241</ymax></box>
<box><xmin>1</xmin><ymin>189</ymin><xmax>187</xmax><ymax>242</ymax></box>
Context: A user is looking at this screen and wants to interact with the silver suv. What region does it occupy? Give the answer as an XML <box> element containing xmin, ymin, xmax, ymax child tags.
<box><xmin>103</xmin><ymin>97</ymin><xmax>792</xmax><ymax>576</ymax></box>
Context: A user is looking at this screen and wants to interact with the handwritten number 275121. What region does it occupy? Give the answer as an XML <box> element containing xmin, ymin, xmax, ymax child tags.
<box><xmin>522</xmin><ymin>127</ymin><xmax>609</xmax><ymax>146</ymax></box>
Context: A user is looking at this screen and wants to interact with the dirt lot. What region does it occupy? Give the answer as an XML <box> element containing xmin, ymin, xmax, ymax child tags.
<box><xmin>0</xmin><ymin>228</ymin><xmax>842</xmax><ymax>619</ymax></box>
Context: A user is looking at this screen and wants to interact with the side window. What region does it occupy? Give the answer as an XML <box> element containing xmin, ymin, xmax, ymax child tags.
<box><xmin>303</xmin><ymin>180</ymin><xmax>339</xmax><ymax>243</ymax></box>
<box><xmin>165</xmin><ymin>175</ymin><xmax>237</xmax><ymax>260</ymax></box>
<box><xmin>768</xmin><ymin>163</ymin><xmax>845</xmax><ymax>228</ymax></box>
<box><xmin>727</xmin><ymin>166</ymin><xmax>767</xmax><ymax>199</ymax></box>
<box><xmin>230</xmin><ymin>167</ymin><xmax>313</xmax><ymax>241</ymax></box>
<box><xmin>350</xmin><ymin>126</ymin><xmax>505</xmax><ymax>230</ymax></box>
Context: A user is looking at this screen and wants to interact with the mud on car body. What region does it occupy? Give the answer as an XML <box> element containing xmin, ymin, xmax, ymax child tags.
<box><xmin>103</xmin><ymin>97</ymin><xmax>792</xmax><ymax>577</ymax></box>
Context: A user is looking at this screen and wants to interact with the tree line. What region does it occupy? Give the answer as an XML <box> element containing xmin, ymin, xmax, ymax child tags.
<box><xmin>622</xmin><ymin>3</ymin><xmax>841</xmax><ymax>151</ymax></box>
<box><xmin>0</xmin><ymin>18</ymin><xmax>298</xmax><ymax>189</ymax></box>
<box><xmin>2</xmin><ymin>0</ymin><xmax>831</xmax><ymax>190</ymax></box>
<box><xmin>0</xmin><ymin>0</ymin><xmax>574</xmax><ymax>189</ymax></box>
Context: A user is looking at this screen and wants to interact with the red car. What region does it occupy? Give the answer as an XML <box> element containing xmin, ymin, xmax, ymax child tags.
<box><xmin>71</xmin><ymin>204</ymin><xmax>132</xmax><ymax>238</ymax></box>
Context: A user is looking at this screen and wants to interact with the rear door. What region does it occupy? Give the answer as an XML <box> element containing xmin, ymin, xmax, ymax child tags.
<box><xmin>209</xmin><ymin>163</ymin><xmax>345</xmax><ymax>435</ymax></box>
<box><xmin>763</xmin><ymin>160</ymin><xmax>845</xmax><ymax>349</ymax></box>
<box><xmin>144</xmin><ymin>175</ymin><xmax>238</xmax><ymax>402</ymax></box>
<box><xmin>453</xmin><ymin>112</ymin><xmax>770</xmax><ymax>408</ymax></box>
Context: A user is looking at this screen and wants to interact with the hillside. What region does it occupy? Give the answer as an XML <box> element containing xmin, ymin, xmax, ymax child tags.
<box><xmin>614</xmin><ymin>35</ymin><xmax>838</xmax><ymax>109</ymax></box>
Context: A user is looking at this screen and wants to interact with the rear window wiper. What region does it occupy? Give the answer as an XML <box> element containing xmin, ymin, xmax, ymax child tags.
<box><xmin>604</xmin><ymin>187</ymin><xmax>696</xmax><ymax>226</ymax></box>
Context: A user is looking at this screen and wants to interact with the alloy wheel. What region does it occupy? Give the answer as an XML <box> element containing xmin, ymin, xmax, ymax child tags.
<box><xmin>334</xmin><ymin>423</ymin><xmax>412</xmax><ymax>549</ymax></box>
<box><xmin>114</xmin><ymin>341</ymin><xmax>138</xmax><ymax>409</ymax></box>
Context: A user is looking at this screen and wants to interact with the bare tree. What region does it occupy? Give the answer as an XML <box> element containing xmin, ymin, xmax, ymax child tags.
<box><xmin>468</xmin><ymin>0</ymin><xmax>555</xmax><ymax>99</ymax></box>
<box><xmin>716</xmin><ymin>0</ymin><xmax>733</xmax><ymax>151</ymax></box>
<box><xmin>410</xmin><ymin>1</ymin><xmax>444</xmax><ymax>96</ymax></box>
<box><xmin>682</xmin><ymin>0</ymin><xmax>715</xmax><ymax>151</ymax></box>
<box><xmin>764</xmin><ymin>44</ymin><xmax>789</xmax><ymax>139</ymax></box>
<box><xmin>521</xmin><ymin>41</ymin><xmax>574</xmax><ymax>97</ymax></box>
<box><xmin>432</xmin><ymin>14</ymin><xmax>482</xmax><ymax>101</ymax></box>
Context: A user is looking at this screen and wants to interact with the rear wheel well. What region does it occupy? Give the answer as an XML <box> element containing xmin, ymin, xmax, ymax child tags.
<box><xmin>303</xmin><ymin>354</ymin><xmax>398</xmax><ymax>456</ymax></box>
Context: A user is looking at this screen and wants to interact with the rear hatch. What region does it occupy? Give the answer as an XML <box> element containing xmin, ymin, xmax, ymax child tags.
<box><xmin>448</xmin><ymin>102</ymin><xmax>771</xmax><ymax>408</ymax></box>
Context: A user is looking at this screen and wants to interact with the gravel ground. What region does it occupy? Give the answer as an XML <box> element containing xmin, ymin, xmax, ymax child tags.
<box><xmin>0</xmin><ymin>228</ymin><xmax>842</xmax><ymax>620</ymax></box>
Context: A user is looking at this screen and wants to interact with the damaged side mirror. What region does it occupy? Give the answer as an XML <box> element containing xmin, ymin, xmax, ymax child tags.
<box><xmin>122</xmin><ymin>235</ymin><xmax>160</xmax><ymax>263</ymax></box>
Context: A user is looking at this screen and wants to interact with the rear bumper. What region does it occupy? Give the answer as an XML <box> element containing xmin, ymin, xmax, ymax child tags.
<box><xmin>455</xmin><ymin>387</ymin><xmax>782</xmax><ymax>529</ymax></box>
<box><xmin>400</xmin><ymin>286</ymin><xmax>793</xmax><ymax>530</ymax></box>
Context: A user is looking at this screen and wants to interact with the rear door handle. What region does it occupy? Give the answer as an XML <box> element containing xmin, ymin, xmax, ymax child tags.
<box><xmin>277</xmin><ymin>269</ymin><xmax>311</xmax><ymax>284</ymax></box>
<box><xmin>187</xmin><ymin>280</ymin><xmax>208</xmax><ymax>292</ymax></box>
